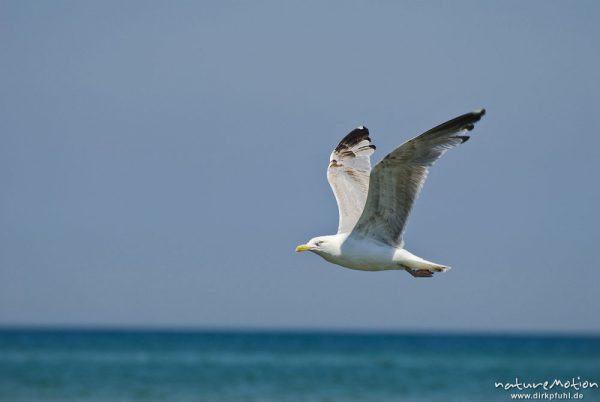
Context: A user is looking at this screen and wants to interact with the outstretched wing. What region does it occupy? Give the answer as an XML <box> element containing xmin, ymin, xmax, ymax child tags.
<box><xmin>352</xmin><ymin>109</ymin><xmax>486</xmax><ymax>247</ymax></box>
<box><xmin>327</xmin><ymin>126</ymin><xmax>376</xmax><ymax>233</ymax></box>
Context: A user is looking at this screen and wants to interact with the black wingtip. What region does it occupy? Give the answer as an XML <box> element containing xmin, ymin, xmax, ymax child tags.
<box><xmin>421</xmin><ymin>109</ymin><xmax>486</xmax><ymax>138</ymax></box>
<box><xmin>457</xmin><ymin>135</ymin><xmax>470</xmax><ymax>143</ymax></box>
<box><xmin>335</xmin><ymin>125</ymin><xmax>372</xmax><ymax>152</ymax></box>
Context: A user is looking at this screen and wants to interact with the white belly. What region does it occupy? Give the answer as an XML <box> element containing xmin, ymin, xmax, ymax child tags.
<box><xmin>316</xmin><ymin>236</ymin><xmax>417</xmax><ymax>271</ymax></box>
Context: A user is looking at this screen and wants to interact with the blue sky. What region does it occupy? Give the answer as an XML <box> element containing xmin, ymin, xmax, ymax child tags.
<box><xmin>1</xmin><ymin>1</ymin><xmax>599</xmax><ymax>333</ymax></box>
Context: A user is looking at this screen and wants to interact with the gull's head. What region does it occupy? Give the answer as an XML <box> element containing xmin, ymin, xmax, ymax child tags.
<box><xmin>295</xmin><ymin>236</ymin><xmax>339</xmax><ymax>256</ymax></box>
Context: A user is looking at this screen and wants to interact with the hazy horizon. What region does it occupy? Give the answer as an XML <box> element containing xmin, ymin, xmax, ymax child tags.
<box><xmin>2</xmin><ymin>325</ymin><xmax>599</xmax><ymax>337</ymax></box>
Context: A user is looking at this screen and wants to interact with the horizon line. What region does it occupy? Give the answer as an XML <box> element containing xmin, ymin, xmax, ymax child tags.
<box><xmin>0</xmin><ymin>323</ymin><xmax>598</xmax><ymax>338</ymax></box>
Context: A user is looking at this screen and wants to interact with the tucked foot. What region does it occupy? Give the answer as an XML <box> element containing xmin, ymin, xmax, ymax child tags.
<box><xmin>406</xmin><ymin>268</ymin><xmax>433</xmax><ymax>278</ymax></box>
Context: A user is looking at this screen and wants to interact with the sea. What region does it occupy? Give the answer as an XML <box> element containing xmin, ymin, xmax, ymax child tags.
<box><xmin>0</xmin><ymin>328</ymin><xmax>599</xmax><ymax>402</ymax></box>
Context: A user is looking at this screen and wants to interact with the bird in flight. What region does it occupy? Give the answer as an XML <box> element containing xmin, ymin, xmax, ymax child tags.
<box><xmin>296</xmin><ymin>109</ymin><xmax>486</xmax><ymax>277</ymax></box>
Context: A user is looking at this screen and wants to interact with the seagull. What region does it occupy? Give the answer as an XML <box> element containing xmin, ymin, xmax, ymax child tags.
<box><xmin>296</xmin><ymin>109</ymin><xmax>486</xmax><ymax>277</ymax></box>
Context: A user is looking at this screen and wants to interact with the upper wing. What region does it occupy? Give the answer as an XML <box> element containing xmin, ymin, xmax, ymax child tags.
<box><xmin>327</xmin><ymin>126</ymin><xmax>376</xmax><ymax>233</ymax></box>
<box><xmin>351</xmin><ymin>109</ymin><xmax>486</xmax><ymax>247</ymax></box>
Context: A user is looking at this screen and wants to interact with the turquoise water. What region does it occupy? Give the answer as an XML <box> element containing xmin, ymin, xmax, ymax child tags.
<box><xmin>1</xmin><ymin>329</ymin><xmax>599</xmax><ymax>401</ymax></box>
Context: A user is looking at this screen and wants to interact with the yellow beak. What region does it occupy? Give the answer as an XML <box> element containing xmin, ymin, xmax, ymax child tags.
<box><xmin>295</xmin><ymin>244</ymin><xmax>312</xmax><ymax>252</ymax></box>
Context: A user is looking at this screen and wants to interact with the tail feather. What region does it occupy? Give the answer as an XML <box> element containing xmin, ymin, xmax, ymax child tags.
<box><xmin>402</xmin><ymin>259</ymin><xmax>450</xmax><ymax>273</ymax></box>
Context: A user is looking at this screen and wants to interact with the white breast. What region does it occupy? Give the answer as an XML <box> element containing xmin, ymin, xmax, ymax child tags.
<box><xmin>321</xmin><ymin>235</ymin><xmax>402</xmax><ymax>271</ymax></box>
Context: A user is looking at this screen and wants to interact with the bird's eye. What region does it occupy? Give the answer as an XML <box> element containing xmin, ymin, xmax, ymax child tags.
<box><xmin>315</xmin><ymin>241</ymin><xmax>323</xmax><ymax>246</ymax></box>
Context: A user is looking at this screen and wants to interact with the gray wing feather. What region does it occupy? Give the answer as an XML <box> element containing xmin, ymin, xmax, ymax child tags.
<box><xmin>351</xmin><ymin>109</ymin><xmax>486</xmax><ymax>247</ymax></box>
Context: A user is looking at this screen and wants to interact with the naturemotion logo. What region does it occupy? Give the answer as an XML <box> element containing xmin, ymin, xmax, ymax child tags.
<box><xmin>494</xmin><ymin>377</ymin><xmax>598</xmax><ymax>392</ymax></box>
<box><xmin>494</xmin><ymin>377</ymin><xmax>598</xmax><ymax>400</ymax></box>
